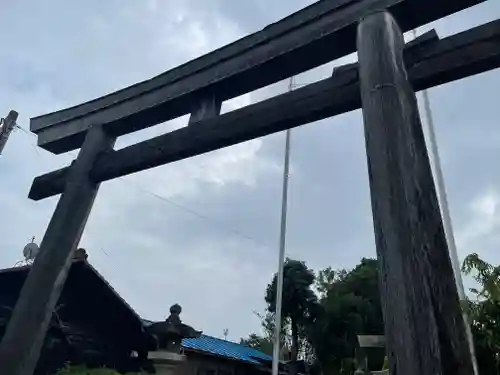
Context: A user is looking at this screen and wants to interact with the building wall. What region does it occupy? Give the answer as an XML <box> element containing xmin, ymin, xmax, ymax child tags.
<box><xmin>183</xmin><ymin>352</ymin><xmax>268</xmax><ymax>375</ymax></box>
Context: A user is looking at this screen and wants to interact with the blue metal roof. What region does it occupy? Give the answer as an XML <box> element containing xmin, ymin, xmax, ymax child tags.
<box><xmin>141</xmin><ymin>319</ymin><xmax>271</xmax><ymax>365</ymax></box>
<box><xmin>182</xmin><ymin>334</ymin><xmax>272</xmax><ymax>364</ymax></box>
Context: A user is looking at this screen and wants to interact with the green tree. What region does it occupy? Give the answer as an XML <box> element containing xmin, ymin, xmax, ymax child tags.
<box><xmin>315</xmin><ymin>267</ymin><xmax>347</xmax><ymax>298</ymax></box>
<box><xmin>240</xmin><ymin>311</ymin><xmax>291</xmax><ymax>356</ymax></box>
<box><xmin>250</xmin><ymin>258</ymin><xmax>383</xmax><ymax>374</ymax></box>
<box><xmin>265</xmin><ymin>258</ymin><xmax>319</xmax><ymax>365</ymax></box>
<box><xmin>240</xmin><ymin>333</ymin><xmax>274</xmax><ymax>355</ymax></box>
<box><xmin>310</xmin><ymin>258</ymin><xmax>384</xmax><ymax>375</ymax></box>
<box><xmin>462</xmin><ymin>253</ymin><xmax>500</xmax><ymax>374</ymax></box>
<box><xmin>462</xmin><ymin>253</ymin><xmax>500</xmax><ymax>302</ymax></box>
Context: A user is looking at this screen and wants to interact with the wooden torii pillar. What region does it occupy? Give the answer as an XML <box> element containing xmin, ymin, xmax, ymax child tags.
<box><xmin>0</xmin><ymin>126</ymin><xmax>116</xmax><ymax>375</ymax></box>
<box><xmin>357</xmin><ymin>11</ymin><xmax>474</xmax><ymax>375</ymax></box>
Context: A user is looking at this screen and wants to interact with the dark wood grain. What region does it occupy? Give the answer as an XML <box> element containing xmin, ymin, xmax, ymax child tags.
<box><xmin>188</xmin><ymin>92</ymin><xmax>222</xmax><ymax>125</ymax></box>
<box><xmin>30</xmin><ymin>0</ymin><xmax>484</xmax><ymax>154</ymax></box>
<box><xmin>0</xmin><ymin>126</ymin><xmax>115</xmax><ymax>375</ymax></box>
<box><xmin>357</xmin><ymin>10</ymin><xmax>474</xmax><ymax>375</ymax></box>
<box><xmin>28</xmin><ymin>19</ymin><xmax>500</xmax><ymax>201</ymax></box>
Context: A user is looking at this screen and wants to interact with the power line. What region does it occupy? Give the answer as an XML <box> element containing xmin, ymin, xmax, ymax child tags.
<box><xmin>12</xmin><ymin>125</ymin><xmax>41</xmax><ymax>156</ymax></box>
<box><xmin>122</xmin><ymin>177</ymin><xmax>268</xmax><ymax>248</ymax></box>
<box><xmin>14</xmin><ymin>124</ymin><xmax>269</xmax><ymax>249</ymax></box>
<box><xmin>13</xmin><ymin>124</ymin><xmax>32</xmax><ymax>137</ymax></box>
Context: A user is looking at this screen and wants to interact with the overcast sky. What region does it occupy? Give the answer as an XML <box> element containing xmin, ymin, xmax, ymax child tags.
<box><xmin>0</xmin><ymin>0</ymin><xmax>499</xmax><ymax>342</ymax></box>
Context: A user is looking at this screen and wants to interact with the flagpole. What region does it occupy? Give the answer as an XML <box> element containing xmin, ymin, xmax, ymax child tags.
<box><xmin>412</xmin><ymin>29</ymin><xmax>478</xmax><ymax>375</ymax></box>
<box><xmin>272</xmin><ymin>76</ymin><xmax>295</xmax><ymax>375</ymax></box>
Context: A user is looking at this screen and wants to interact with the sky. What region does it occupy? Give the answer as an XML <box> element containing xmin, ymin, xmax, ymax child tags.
<box><xmin>0</xmin><ymin>0</ymin><xmax>499</xmax><ymax>342</ymax></box>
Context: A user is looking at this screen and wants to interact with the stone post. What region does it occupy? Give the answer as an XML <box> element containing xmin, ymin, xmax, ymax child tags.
<box><xmin>147</xmin><ymin>350</ymin><xmax>187</xmax><ymax>375</ymax></box>
<box><xmin>144</xmin><ymin>304</ymin><xmax>202</xmax><ymax>375</ymax></box>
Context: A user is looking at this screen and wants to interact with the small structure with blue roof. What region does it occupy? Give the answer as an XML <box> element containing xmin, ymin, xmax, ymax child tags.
<box><xmin>142</xmin><ymin>318</ymin><xmax>278</xmax><ymax>375</ymax></box>
<box><xmin>182</xmin><ymin>334</ymin><xmax>272</xmax><ymax>365</ymax></box>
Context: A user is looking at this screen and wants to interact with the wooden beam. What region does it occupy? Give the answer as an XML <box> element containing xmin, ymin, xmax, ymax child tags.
<box><xmin>188</xmin><ymin>92</ymin><xmax>222</xmax><ymax>124</ymax></box>
<box><xmin>30</xmin><ymin>0</ymin><xmax>484</xmax><ymax>154</ymax></box>
<box><xmin>28</xmin><ymin>19</ymin><xmax>500</xmax><ymax>201</ymax></box>
<box><xmin>357</xmin><ymin>11</ymin><xmax>473</xmax><ymax>375</ymax></box>
<box><xmin>0</xmin><ymin>126</ymin><xmax>115</xmax><ymax>375</ymax></box>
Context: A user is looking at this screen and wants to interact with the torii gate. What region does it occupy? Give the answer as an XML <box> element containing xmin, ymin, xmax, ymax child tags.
<box><xmin>1</xmin><ymin>0</ymin><xmax>499</xmax><ymax>374</ymax></box>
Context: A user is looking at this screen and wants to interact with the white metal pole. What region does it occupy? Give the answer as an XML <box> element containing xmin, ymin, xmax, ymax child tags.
<box><xmin>412</xmin><ymin>29</ymin><xmax>479</xmax><ymax>375</ymax></box>
<box><xmin>272</xmin><ymin>77</ymin><xmax>294</xmax><ymax>375</ymax></box>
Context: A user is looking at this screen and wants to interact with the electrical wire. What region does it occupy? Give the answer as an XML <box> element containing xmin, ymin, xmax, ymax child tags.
<box><xmin>12</xmin><ymin>124</ymin><xmax>40</xmax><ymax>155</ymax></box>
<box><xmin>122</xmin><ymin>177</ymin><xmax>269</xmax><ymax>248</ymax></box>
<box><xmin>13</xmin><ymin>124</ymin><xmax>270</xmax><ymax>250</ymax></box>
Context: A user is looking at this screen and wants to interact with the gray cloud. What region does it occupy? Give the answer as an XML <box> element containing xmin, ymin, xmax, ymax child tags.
<box><xmin>0</xmin><ymin>0</ymin><xmax>499</xmax><ymax>342</ymax></box>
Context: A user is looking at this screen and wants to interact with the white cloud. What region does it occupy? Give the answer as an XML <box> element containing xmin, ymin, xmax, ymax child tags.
<box><xmin>456</xmin><ymin>189</ymin><xmax>500</xmax><ymax>261</ymax></box>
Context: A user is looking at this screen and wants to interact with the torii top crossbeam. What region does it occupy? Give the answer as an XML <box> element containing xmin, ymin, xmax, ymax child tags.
<box><xmin>31</xmin><ymin>0</ymin><xmax>483</xmax><ymax>154</ymax></box>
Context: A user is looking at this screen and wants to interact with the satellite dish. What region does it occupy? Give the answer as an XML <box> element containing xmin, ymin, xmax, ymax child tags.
<box><xmin>23</xmin><ymin>242</ymin><xmax>39</xmax><ymax>261</ymax></box>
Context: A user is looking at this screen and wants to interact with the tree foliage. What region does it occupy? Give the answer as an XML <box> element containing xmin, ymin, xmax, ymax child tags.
<box><xmin>315</xmin><ymin>267</ymin><xmax>338</xmax><ymax>298</ymax></box>
<box><xmin>240</xmin><ymin>333</ymin><xmax>274</xmax><ymax>355</ymax></box>
<box><xmin>241</xmin><ymin>258</ymin><xmax>384</xmax><ymax>374</ymax></box>
<box><xmin>309</xmin><ymin>258</ymin><xmax>384</xmax><ymax>374</ymax></box>
<box><xmin>265</xmin><ymin>258</ymin><xmax>319</xmax><ymax>363</ymax></box>
<box><xmin>245</xmin><ymin>254</ymin><xmax>500</xmax><ymax>375</ymax></box>
<box><xmin>463</xmin><ymin>253</ymin><xmax>500</xmax><ymax>302</ymax></box>
<box><xmin>462</xmin><ymin>253</ymin><xmax>500</xmax><ymax>374</ymax></box>
<box><xmin>239</xmin><ymin>310</ymin><xmax>291</xmax><ymax>357</ymax></box>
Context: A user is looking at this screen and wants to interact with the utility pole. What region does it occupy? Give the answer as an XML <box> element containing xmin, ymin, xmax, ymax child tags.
<box><xmin>0</xmin><ymin>110</ymin><xmax>19</xmax><ymax>155</ymax></box>
<box><xmin>272</xmin><ymin>76</ymin><xmax>295</xmax><ymax>375</ymax></box>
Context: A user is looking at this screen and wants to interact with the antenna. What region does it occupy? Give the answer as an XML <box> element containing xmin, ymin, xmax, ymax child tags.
<box><xmin>223</xmin><ymin>328</ymin><xmax>229</xmax><ymax>340</ymax></box>
<box><xmin>15</xmin><ymin>237</ymin><xmax>40</xmax><ymax>267</ymax></box>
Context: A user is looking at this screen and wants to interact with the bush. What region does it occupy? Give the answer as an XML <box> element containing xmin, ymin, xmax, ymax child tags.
<box><xmin>54</xmin><ymin>366</ymin><xmax>118</xmax><ymax>375</ymax></box>
<box><xmin>54</xmin><ymin>365</ymin><xmax>144</xmax><ymax>375</ymax></box>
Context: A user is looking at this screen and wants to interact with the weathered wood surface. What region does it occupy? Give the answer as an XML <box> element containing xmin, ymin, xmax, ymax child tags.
<box><xmin>30</xmin><ymin>0</ymin><xmax>484</xmax><ymax>154</ymax></box>
<box><xmin>358</xmin><ymin>11</ymin><xmax>474</xmax><ymax>375</ymax></box>
<box><xmin>29</xmin><ymin>19</ymin><xmax>500</xmax><ymax>201</ymax></box>
<box><xmin>188</xmin><ymin>92</ymin><xmax>222</xmax><ymax>124</ymax></box>
<box><xmin>0</xmin><ymin>126</ymin><xmax>115</xmax><ymax>375</ymax></box>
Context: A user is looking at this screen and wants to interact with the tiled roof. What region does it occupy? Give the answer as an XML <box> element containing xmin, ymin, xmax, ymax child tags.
<box><xmin>183</xmin><ymin>334</ymin><xmax>272</xmax><ymax>364</ymax></box>
<box><xmin>141</xmin><ymin>319</ymin><xmax>272</xmax><ymax>364</ymax></box>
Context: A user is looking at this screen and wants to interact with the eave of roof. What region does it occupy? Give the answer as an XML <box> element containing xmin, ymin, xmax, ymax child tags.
<box><xmin>182</xmin><ymin>334</ymin><xmax>272</xmax><ymax>365</ymax></box>
<box><xmin>0</xmin><ymin>260</ymin><xmax>144</xmax><ymax>329</ymax></box>
<box><xmin>142</xmin><ymin>319</ymin><xmax>271</xmax><ymax>365</ymax></box>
